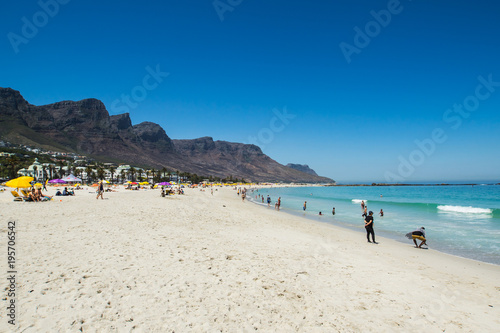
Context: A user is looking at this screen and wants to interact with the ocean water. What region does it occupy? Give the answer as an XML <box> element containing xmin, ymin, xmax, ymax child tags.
<box><xmin>248</xmin><ymin>185</ymin><xmax>500</xmax><ymax>265</ymax></box>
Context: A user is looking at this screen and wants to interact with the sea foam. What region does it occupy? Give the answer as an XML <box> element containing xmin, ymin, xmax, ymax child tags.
<box><xmin>352</xmin><ymin>199</ymin><xmax>367</xmax><ymax>204</ymax></box>
<box><xmin>437</xmin><ymin>205</ymin><xmax>492</xmax><ymax>214</ymax></box>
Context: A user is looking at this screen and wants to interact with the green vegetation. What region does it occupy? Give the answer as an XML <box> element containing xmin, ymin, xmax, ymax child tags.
<box><xmin>0</xmin><ymin>117</ymin><xmax>71</xmax><ymax>152</ymax></box>
<box><xmin>0</xmin><ymin>147</ymin><xmax>54</xmax><ymax>179</ymax></box>
<box><xmin>0</xmin><ymin>145</ymin><xmax>249</xmax><ymax>184</ymax></box>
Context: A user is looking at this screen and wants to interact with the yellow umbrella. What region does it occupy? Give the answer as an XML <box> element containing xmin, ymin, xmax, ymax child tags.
<box><xmin>100</xmin><ymin>180</ymin><xmax>110</xmax><ymax>184</ymax></box>
<box><xmin>5</xmin><ymin>176</ymin><xmax>34</xmax><ymax>188</ymax></box>
<box><xmin>34</xmin><ymin>183</ymin><xmax>43</xmax><ymax>188</ymax></box>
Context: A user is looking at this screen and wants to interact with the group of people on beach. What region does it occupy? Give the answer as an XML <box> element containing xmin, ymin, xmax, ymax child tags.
<box><xmin>27</xmin><ymin>187</ymin><xmax>53</xmax><ymax>201</ymax></box>
<box><xmin>161</xmin><ymin>186</ymin><xmax>184</xmax><ymax>197</ymax></box>
<box><xmin>361</xmin><ymin>200</ymin><xmax>427</xmax><ymax>248</ymax></box>
<box><xmin>237</xmin><ymin>188</ymin><xmax>247</xmax><ymax>201</ymax></box>
<box><xmin>249</xmin><ymin>189</ymin><xmax>427</xmax><ymax>249</ymax></box>
<box><xmin>56</xmin><ymin>187</ymin><xmax>75</xmax><ymax>197</ymax></box>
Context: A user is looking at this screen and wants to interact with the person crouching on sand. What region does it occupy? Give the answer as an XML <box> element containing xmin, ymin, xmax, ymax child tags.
<box><xmin>406</xmin><ymin>227</ymin><xmax>427</xmax><ymax>248</ymax></box>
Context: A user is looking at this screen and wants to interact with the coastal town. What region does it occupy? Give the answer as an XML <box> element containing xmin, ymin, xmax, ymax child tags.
<box><xmin>0</xmin><ymin>140</ymin><xmax>246</xmax><ymax>185</ymax></box>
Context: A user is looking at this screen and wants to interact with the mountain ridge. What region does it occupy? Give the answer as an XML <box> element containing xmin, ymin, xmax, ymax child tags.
<box><xmin>286</xmin><ymin>164</ymin><xmax>319</xmax><ymax>176</ymax></box>
<box><xmin>0</xmin><ymin>87</ymin><xmax>334</xmax><ymax>183</ymax></box>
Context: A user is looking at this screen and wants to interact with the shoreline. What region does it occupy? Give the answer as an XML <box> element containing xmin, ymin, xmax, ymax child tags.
<box><xmin>248</xmin><ymin>184</ymin><xmax>500</xmax><ymax>266</ymax></box>
<box><xmin>1</xmin><ymin>186</ymin><xmax>499</xmax><ymax>331</ymax></box>
<box><xmin>247</xmin><ymin>193</ymin><xmax>500</xmax><ymax>268</ymax></box>
<box><xmin>327</xmin><ymin>183</ymin><xmax>500</xmax><ymax>186</ymax></box>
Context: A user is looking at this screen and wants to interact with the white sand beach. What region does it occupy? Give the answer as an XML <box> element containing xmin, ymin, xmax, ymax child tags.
<box><xmin>1</xmin><ymin>186</ymin><xmax>499</xmax><ymax>332</ymax></box>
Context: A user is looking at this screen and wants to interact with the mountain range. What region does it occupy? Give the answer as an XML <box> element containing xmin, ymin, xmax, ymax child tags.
<box><xmin>0</xmin><ymin>87</ymin><xmax>333</xmax><ymax>183</ymax></box>
<box><xmin>286</xmin><ymin>164</ymin><xmax>319</xmax><ymax>176</ymax></box>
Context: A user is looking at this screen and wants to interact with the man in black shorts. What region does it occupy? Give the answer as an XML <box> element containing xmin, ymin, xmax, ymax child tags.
<box><xmin>364</xmin><ymin>211</ymin><xmax>377</xmax><ymax>244</ymax></box>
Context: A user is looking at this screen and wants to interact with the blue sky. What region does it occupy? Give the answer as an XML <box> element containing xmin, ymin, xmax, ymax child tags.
<box><xmin>1</xmin><ymin>0</ymin><xmax>500</xmax><ymax>182</ymax></box>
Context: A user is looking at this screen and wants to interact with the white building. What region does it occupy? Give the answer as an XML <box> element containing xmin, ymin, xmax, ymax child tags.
<box><xmin>17</xmin><ymin>158</ymin><xmax>44</xmax><ymax>180</ymax></box>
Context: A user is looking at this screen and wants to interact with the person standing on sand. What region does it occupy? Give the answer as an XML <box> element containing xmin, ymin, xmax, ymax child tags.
<box><xmin>303</xmin><ymin>201</ymin><xmax>307</xmax><ymax>211</ymax></box>
<box><xmin>96</xmin><ymin>181</ymin><xmax>104</xmax><ymax>200</ymax></box>
<box><xmin>267</xmin><ymin>195</ymin><xmax>271</xmax><ymax>207</ymax></box>
<box><xmin>364</xmin><ymin>211</ymin><xmax>377</xmax><ymax>244</ymax></box>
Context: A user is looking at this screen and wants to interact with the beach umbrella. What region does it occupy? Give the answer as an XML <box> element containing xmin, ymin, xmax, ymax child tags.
<box><xmin>49</xmin><ymin>179</ymin><xmax>66</xmax><ymax>184</ymax></box>
<box><xmin>157</xmin><ymin>182</ymin><xmax>171</xmax><ymax>186</ymax></box>
<box><xmin>100</xmin><ymin>180</ymin><xmax>110</xmax><ymax>184</ymax></box>
<box><xmin>62</xmin><ymin>174</ymin><xmax>82</xmax><ymax>182</ymax></box>
<box><xmin>34</xmin><ymin>183</ymin><xmax>43</xmax><ymax>188</ymax></box>
<box><xmin>5</xmin><ymin>176</ymin><xmax>34</xmax><ymax>188</ymax></box>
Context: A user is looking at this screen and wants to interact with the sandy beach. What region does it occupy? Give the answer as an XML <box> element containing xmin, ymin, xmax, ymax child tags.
<box><xmin>1</xmin><ymin>186</ymin><xmax>499</xmax><ymax>332</ymax></box>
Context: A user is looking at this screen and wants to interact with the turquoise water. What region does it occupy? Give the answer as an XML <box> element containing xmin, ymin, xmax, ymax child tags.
<box><xmin>249</xmin><ymin>185</ymin><xmax>500</xmax><ymax>265</ymax></box>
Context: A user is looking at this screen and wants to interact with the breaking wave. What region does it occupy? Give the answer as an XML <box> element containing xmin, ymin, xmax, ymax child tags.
<box><xmin>437</xmin><ymin>205</ymin><xmax>492</xmax><ymax>214</ymax></box>
<box><xmin>351</xmin><ymin>199</ymin><xmax>367</xmax><ymax>204</ymax></box>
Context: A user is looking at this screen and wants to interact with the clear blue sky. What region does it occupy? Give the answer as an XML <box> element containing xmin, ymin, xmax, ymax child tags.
<box><xmin>1</xmin><ymin>0</ymin><xmax>500</xmax><ymax>183</ymax></box>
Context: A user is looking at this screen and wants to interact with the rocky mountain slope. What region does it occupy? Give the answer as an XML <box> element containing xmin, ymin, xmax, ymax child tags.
<box><xmin>0</xmin><ymin>88</ymin><xmax>334</xmax><ymax>183</ymax></box>
<box><xmin>286</xmin><ymin>164</ymin><xmax>319</xmax><ymax>176</ymax></box>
